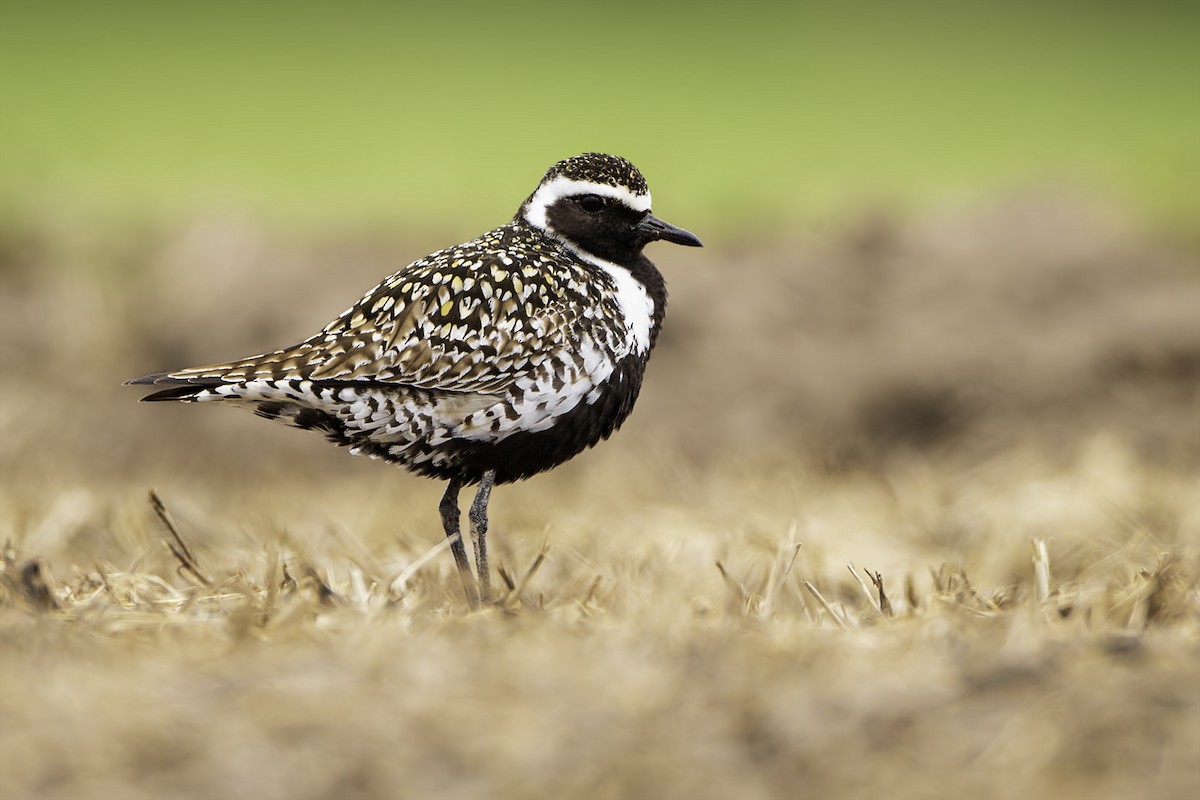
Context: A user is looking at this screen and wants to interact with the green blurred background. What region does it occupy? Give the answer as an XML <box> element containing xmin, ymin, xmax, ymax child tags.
<box><xmin>3</xmin><ymin>0</ymin><xmax>1199</xmax><ymax>233</ymax></box>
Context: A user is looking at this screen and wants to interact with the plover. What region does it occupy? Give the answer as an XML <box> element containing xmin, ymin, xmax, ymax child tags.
<box><xmin>127</xmin><ymin>152</ymin><xmax>702</xmax><ymax>605</ymax></box>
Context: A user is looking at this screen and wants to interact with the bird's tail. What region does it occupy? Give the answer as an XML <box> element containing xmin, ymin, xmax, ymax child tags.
<box><xmin>125</xmin><ymin>371</ymin><xmax>372</xmax><ymax>452</ymax></box>
<box><xmin>124</xmin><ymin>373</ymin><xmax>226</xmax><ymax>402</ymax></box>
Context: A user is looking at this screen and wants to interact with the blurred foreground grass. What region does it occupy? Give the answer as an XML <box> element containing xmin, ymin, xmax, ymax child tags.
<box><xmin>2</xmin><ymin>440</ymin><xmax>1199</xmax><ymax>799</ymax></box>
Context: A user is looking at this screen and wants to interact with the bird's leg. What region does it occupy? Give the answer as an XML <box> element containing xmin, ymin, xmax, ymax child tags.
<box><xmin>468</xmin><ymin>469</ymin><xmax>497</xmax><ymax>604</ymax></box>
<box><xmin>439</xmin><ymin>478</ymin><xmax>479</xmax><ymax>608</ymax></box>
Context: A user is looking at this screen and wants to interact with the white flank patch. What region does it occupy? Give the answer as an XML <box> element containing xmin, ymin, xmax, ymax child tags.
<box><xmin>567</xmin><ymin>247</ymin><xmax>655</xmax><ymax>356</ymax></box>
<box><xmin>522</xmin><ymin>176</ymin><xmax>652</xmax><ymax>231</ymax></box>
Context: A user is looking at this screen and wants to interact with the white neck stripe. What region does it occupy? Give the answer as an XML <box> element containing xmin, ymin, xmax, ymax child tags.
<box><xmin>563</xmin><ymin>243</ymin><xmax>655</xmax><ymax>355</ymax></box>
<box><xmin>522</xmin><ymin>176</ymin><xmax>652</xmax><ymax>231</ymax></box>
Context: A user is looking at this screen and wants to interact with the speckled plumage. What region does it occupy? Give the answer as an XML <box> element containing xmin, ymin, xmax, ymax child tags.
<box><xmin>128</xmin><ymin>153</ymin><xmax>701</xmax><ymax>603</ymax></box>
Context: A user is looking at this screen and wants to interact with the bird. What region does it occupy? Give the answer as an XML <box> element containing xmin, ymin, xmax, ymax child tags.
<box><xmin>126</xmin><ymin>152</ymin><xmax>702</xmax><ymax>606</ymax></box>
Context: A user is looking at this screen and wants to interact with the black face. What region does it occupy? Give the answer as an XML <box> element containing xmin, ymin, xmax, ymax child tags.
<box><xmin>545</xmin><ymin>194</ymin><xmax>702</xmax><ymax>264</ymax></box>
<box><xmin>546</xmin><ymin>194</ymin><xmax>647</xmax><ymax>263</ymax></box>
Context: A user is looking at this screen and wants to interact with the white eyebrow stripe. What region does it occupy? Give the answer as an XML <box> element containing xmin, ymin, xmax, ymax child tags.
<box><xmin>522</xmin><ymin>176</ymin><xmax>652</xmax><ymax>231</ymax></box>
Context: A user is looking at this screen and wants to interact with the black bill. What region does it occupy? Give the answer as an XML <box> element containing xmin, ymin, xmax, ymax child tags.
<box><xmin>636</xmin><ymin>213</ymin><xmax>703</xmax><ymax>247</ymax></box>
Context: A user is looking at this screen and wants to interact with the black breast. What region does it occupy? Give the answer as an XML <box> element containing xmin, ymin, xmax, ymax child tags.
<box><xmin>409</xmin><ymin>352</ymin><xmax>650</xmax><ymax>484</ymax></box>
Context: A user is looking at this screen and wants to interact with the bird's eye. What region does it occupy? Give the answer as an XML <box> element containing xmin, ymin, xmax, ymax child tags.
<box><xmin>577</xmin><ymin>194</ymin><xmax>605</xmax><ymax>213</ymax></box>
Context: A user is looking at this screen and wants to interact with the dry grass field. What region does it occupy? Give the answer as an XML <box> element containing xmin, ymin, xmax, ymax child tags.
<box><xmin>2</xmin><ymin>196</ymin><xmax>1200</xmax><ymax>799</ymax></box>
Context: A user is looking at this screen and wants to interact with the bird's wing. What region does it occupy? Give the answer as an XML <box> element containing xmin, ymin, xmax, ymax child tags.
<box><xmin>152</xmin><ymin>232</ymin><xmax>628</xmax><ymax>395</ymax></box>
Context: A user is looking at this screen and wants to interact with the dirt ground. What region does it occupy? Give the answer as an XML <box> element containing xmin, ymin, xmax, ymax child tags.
<box><xmin>1</xmin><ymin>195</ymin><xmax>1199</xmax><ymax>799</ymax></box>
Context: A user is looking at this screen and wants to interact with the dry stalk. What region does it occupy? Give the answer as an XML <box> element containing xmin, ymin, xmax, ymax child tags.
<box><xmin>715</xmin><ymin>561</ymin><xmax>751</xmax><ymax>612</ymax></box>
<box><xmin>347</xmin><ymin>564</ymin><xmax>371</xmax><ymax>608</ymax></box>
<box><xmin>1031</xmin><ymin>538</ymin><xmax>1051</xmax><ymax>605</ymax></box>
<box><xmin>498</xmin><ymin>565</ymin><xmax>518</xmax><ymax>593</ymax></box>
<box><xmin>280</xmin><ymin>562</ymin><xmax>299</xmax><ymax>594</ymax></box>
<box><xmin>958</xmin><ymin>572</ymin><xmax>1001</xmax><ymax>613</ymax></box>
<box><xmin>148</xmin><ymin>489</ymin><xmax>213</xmax><ymax>587</ymax></box>
<box><xmin>905</xmin><ymin>573</ymin><xmax>920</xmax><ymax>612</ymax></box>
<box><xmin>760</xmin><ymin>533</ymin><xmax>802</xmax><ymax>619</ymax></box>
<box><xmin>846</xmin><ymin>561</ymin><xmax>881</xmax><ymax>614</ymax></box>
<box><xmin>580</xmin><ymin>574</ymin><xmax>603</xmax><ymax>606</ymax></box>
<box><xmin>802</xmin><ymin>580</ymin><xmax>849</xmax><ymax>629</ymax></box>
<box><xmin>390</xmin><ymin>532</ymin><xmax>461</xmax><ymax>596</ymax></box>
<box><xmin>502</xmin><ymin>544</ymin><xmax>549</xmax><ymax>606</ymax></box>
<box><xmin>867</xmin><ymin>569</ymin><xmax>892</xmax><ymax>617</ymax></box>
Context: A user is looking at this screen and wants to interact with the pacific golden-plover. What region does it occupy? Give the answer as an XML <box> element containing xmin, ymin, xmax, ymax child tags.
<box><xmin>127</xmin><ymin>153</ymin><xmax>702</xmax><ymax>605</ymax></box>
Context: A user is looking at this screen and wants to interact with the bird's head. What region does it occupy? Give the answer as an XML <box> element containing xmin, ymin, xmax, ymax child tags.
<box><xmin>519</xmin><ymin>153</ymin><xmax>702</xmax><ymax>263</ymax></box>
